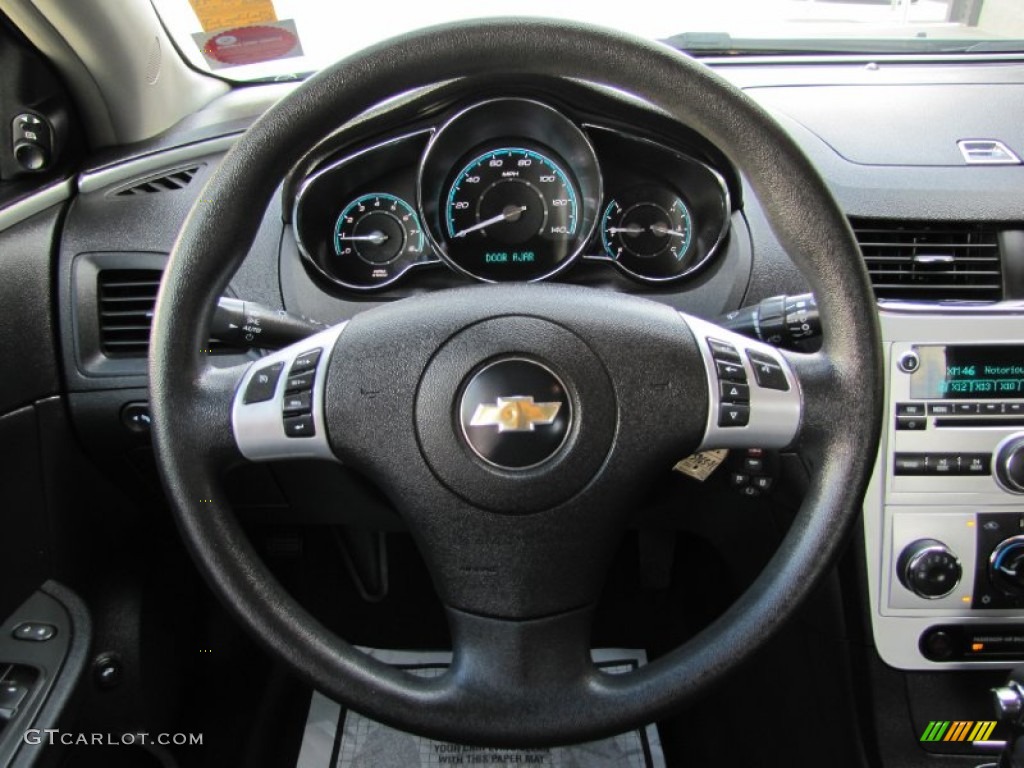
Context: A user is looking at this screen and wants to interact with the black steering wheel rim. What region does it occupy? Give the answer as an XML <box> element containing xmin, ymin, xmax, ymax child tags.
<box><xmin>150</xmin><ymin>18</ymin><xmax>882</xmax><ymax>747</ymax></box>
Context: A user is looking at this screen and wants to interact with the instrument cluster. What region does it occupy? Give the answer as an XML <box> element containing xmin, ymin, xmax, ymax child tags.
<box><xmin>293</xmin><ymin>98</ymin><xmax>731</xmax><ymax>292</ymax></box>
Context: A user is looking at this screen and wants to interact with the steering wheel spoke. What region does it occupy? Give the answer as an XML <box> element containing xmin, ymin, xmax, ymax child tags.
<box><xmin>776</xmin><ymin>347</ymin><xmax>840</xmax><ymax>449</ymax></box>
<box><xmin>231</xmin><ymin>324</ymin><xmax>346</xmax><ymax>463</ymax></box>
<box><xmin>681</xmin><ymin>313</ymin><xmax>803</xmax><ymax>452</ymax></box>
<box><xmin>442</xmin><ymin>606</ymin><xmax>596</xmax><ymax>709</ymax></box>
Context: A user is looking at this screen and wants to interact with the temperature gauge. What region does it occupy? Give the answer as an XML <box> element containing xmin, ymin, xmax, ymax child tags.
<box><xmin>600</xmin><ymin>186</ymin><xmax>697</xmax><ymax>282</ymax></box>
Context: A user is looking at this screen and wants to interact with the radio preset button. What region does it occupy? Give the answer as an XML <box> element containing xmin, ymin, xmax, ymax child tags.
<box><xmin>930</xmin><ymin>456</ymin><xmax>958</xmax><ymax>475</ymax></box>
<box><xmin>960</xmin><ymin>454</ymin><xmax>992</xmax><ymax>475</ymax></box>
<box><xmin>982</xmin><ymin>403</ymin><xmax>1004</xmax><ymax>415</ymax></box>
<box><xmin>1008</xmin><ymin>403</ymin><xmax>1024</xmax><ymax>415</ymax></box>
<box><xmin>955</xmin><ymin>403</ymin><xmax>979</xmax><ymax>415</ymax></box>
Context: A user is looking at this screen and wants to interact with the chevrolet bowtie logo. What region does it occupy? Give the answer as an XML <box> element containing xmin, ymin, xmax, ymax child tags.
<box><xmin>469</xmin><ymin>396</ymin><xmax>562</xmax><ymax>432</ymax></box>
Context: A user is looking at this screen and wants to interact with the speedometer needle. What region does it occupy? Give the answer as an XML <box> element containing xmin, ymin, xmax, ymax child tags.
<box><xmin>337</xmin><ymin>231</ymin><xmax>389</xmax><ymax>245</ymax></box>
<box><xmin>453</xmin><ymin>205</ymin><xmax>527</xmax><ymax>238</ymax></box>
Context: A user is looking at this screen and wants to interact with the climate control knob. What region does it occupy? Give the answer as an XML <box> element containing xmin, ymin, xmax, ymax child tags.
<box><xmin>897</xmin><ymin>539</ymin><xmax>961</xmax><ymax>599</ymax></box>
<box><xmin>990</xmin><ymin>536</ymin><xmax>1024</xmax><ymax>596</ymax></box>
<box><xmin>995</xmin><ymin>435</ymin><xmax>1024</xmax><ymax>494</ymax></box>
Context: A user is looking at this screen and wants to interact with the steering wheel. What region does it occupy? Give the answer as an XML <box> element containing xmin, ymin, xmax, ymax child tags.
<box><xmin>150</xmin><ymin>19</ymin><xmax>881</xmax><ymax>746</ymax></box>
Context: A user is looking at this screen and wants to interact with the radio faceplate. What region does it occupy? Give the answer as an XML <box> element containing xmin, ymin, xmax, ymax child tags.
<box><xmin>866</xmin><ymin>310</ymin><xmax>1024</xmax><ymax>670</ymax></box>
<box><xmin>887</xmin><ymin>341</ymin><xmax>1024</xmax><ymax>503</ymax></box>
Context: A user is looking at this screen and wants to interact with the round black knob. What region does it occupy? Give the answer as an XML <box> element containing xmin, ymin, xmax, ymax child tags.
<box><xmin>995</xmin><ymin>435</ymin><xmax>1024</xmax><ymax>494</ymax></box>
<box><xmin>13</xmin><ymin>141</ymin><xmax>48</xmax><ymax>171</ymax></box>
<box><xmin>897</xmin><ymin>539</ymin><xmax>961</xmax><ymax>599</ymax></box>
<box><xmin>990</xmin><ymin>535</ymin><xmax>1024</xmax><ymax>596</ymax></box>
<box><xmin>898</xmin><ymin>351</ymin><xmax>920</xmax><ymax>374</ymax></box>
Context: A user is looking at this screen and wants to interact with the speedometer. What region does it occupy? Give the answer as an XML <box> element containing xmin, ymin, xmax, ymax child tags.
<box><xmin>419</xmin><ymin>99</ymin><xmax>602</xmax><ymax>284</ymax></box>
<box><xmin>443</xmin><ymin>147</ymin><xmax>579</xmax><ymax>282</ymax></box>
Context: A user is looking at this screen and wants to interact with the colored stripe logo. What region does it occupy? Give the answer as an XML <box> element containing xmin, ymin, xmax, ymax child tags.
<box><xmin>920</xmin><ymin>721</ymin><xmax>996</xmax><ymax>742</ymax></box>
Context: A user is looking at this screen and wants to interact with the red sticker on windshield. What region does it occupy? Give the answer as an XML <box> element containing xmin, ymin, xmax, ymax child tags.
<box><xmin>195</xmin><ymin>20</ymin><xmax>302</xmax><ymax>69</ymax></box>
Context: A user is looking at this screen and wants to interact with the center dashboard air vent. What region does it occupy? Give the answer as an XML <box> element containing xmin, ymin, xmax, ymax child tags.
<box><xmin>110</xmin><ymin>164</ymin><xmax>202</xmax><ymax>197</ymax></box>
<box><xmin>97</xmin><ymin>267</ymin><xmax>238</xmax><ymax>358</ymax></box>
<box><xmin>850</xmin><ymin>218</ymin><xmax>1003</xmax><ymax>303</ymax></box>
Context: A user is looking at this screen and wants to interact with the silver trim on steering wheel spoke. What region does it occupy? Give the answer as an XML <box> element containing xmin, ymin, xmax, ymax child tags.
<box><xmin>231</xmin><ymin>323</ymin><xmax>346</xmax><ymax>462</ymax></box>
<box><xmin>683</xmin><ymin>313</ymin><xmax>802</xmax><ymax>451</ymax></box>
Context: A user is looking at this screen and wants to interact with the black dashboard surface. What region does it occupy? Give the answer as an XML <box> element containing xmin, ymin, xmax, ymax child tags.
<box><xmin>59</xmin><ymin>58</ymin><xmax>1024</xmax><ymax>396</ymax></box>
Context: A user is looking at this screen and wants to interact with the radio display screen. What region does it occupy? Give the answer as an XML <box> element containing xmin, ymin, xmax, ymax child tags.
<box><xmin>910</xmin><ymin>345</ymin><xmax>1024</xmax><ymax>400</ymax></box>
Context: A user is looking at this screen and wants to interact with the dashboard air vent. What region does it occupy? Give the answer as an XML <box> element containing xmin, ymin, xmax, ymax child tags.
<box><xmin>850</xmin><ymin>218</ymin><xmax>1003</xmax><ymax>303</ymax></box>
<box><xmin>98</xmin><ymin>269</ymin><xmax>161</xmax><ymax>356</ymax></box>
<box><xmin>957</xmin><ymin>140</ymin><xmax>1021</xmax><ymax>166</ymax></box>
<box><xmin>113</xmin><ymin>165</ymin><xmax>201</xmax><ymax>197</ymax></box>
<box><xmin>97</xmin><ymin>269</ymin><xmax>237</xmax><ymax>357</ymax></box>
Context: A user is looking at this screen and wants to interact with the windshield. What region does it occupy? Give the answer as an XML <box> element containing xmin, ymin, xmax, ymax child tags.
<box><xmin>153</xmin><ymin>0</ymin><xmax>1024</xmax><ymax>82</ymax></box>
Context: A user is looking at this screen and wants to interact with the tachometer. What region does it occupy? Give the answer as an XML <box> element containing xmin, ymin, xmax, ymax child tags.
<box><xmin>293</xmin><ymin>130</ymin><xmax>440</xmax><ymax>291</ymax></box>
<box><xmin>335</xmin><ymin>192</ymin><xmax>424</xmax><ymax>267</ymax></box>
<box><xmin>443</xmin><ymin>147</ymin><xmax>579</xmax><ymax>282</ymax></box>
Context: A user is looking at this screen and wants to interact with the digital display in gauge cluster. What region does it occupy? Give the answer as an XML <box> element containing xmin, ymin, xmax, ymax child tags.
<box><xmin>292</xmin><ymin>98</ymin><xmax>732</xmax><ymax>292</ymax></box>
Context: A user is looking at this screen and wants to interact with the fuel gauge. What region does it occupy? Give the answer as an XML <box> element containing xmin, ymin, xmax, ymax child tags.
<box><xmin>600</xmin><ymin>186</ymin><xmax>697</xmax><ymax>282</ymax></box>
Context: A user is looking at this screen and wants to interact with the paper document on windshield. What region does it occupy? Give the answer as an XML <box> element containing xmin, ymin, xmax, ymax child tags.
<box><xmin>296</xmin><ymin>648</ymin><xmax>665</xmax><ymax>768</ymax></box>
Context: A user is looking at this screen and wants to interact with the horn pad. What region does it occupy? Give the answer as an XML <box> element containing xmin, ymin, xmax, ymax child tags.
<box><xmin>415</xmin><ymin>316</ymin><xmax>616</xmax><ymax>514</ymax></box>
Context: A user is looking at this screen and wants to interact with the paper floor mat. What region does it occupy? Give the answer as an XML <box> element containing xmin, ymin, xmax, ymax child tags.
<box><xmin>297</xmin><ymin>648</ymin><xmax>665</xmax><ymax>768</ymax></box>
